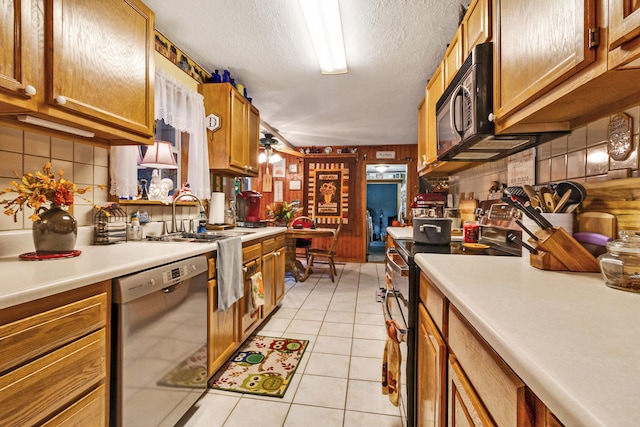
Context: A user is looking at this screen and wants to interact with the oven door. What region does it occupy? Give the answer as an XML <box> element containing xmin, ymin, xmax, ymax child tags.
<box><xmin>383</xmin><ymin>247</ymin><xmax>409</xmax><ymax>423</ymax></box>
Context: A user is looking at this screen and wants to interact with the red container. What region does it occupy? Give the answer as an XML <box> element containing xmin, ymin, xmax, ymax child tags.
<box><xmin>463</xmin><ymin>221</ymin><xmax>480</xmax><ymax>243</ymax></box>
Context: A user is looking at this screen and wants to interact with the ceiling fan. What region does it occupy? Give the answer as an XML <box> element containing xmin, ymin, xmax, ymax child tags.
<box><xmin>258</xmin><ymin>133</ymin><xmax>282</xmax><ymax>172</ymax></box>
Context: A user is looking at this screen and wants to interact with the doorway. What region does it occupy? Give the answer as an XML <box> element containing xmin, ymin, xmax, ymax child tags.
<box><xmin>365</xmin><ymin>164</ymin><xmax>407</xmax><ymax>262</ymax></box>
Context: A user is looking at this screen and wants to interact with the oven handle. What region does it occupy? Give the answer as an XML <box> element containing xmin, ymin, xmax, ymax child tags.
<box><xmin>383</xmin><ymin>289</ymin><xmax>408</xmax><ymax>343</ymax></box>
<box><xmin>386</xmin><ymin>247</ymin><xmax>409</xmax><ymax>276</ymax></box>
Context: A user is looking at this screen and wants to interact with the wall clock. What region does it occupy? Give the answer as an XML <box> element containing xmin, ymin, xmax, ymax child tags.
<box><xmin>607</xmin><ymin>113</ymin><xmax>632</xmax><ymax>161</ymax></box>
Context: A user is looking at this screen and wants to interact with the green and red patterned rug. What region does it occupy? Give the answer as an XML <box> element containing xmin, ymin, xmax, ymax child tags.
<box><xmin>209</xmin><ymin>335</ymin><xmax>309</xmax><ymax>397</ymax></box>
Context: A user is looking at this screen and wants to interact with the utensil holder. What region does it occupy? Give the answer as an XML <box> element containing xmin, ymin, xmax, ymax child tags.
<box><xmin>528</xmin><ymin>226</ymin><xmax>600</xmax><ymax>272</ymax></box>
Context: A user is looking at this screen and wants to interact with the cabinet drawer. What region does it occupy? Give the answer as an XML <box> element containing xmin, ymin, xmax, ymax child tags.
<box><xmin>448</xmin><ymin>305</ymin><xmax>534</xmax><ymax>427</ymax></box>
<box><xmin>274</xmin><ymin>234</ymin><xmax>285</xmax><ymax>248</ymax></box>
<box><xmin>243</xmin><ymin>242</ymin><xmax>262</xmax><ymax>262</ymax></box>
<box><xmin>263</xmin><ymin>237</ymin><xmax>275</xmax><ymax>254</ymax></box>
<box><xmin>419</xmin><ymin>272</ymin><xmax>447</xmax><ymax>334</ymax></box>
<box><xmin>0</xmin><ymin>292</ymin><xmax>107</xmax><ymax>372</ymax></box>
<box><xmin>41</xmin><ymin>384</ymin><xmax>106</xmax><ymax>427</ymax></box>
<box><xmin>0</xmin><ymin>329</ymin><xmax>106</xmax><ymax>426</ymax></box>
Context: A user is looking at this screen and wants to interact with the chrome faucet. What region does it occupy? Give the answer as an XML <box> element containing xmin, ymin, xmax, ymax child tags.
<box><xmin>172</xmin><ymin>192</ymin><xmax>205</xmax><ymax>234</ymax></box>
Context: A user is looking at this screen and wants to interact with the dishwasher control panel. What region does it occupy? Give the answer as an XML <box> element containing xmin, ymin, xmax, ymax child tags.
<box><xmin>113</xmin><ymin>255</ymin><xmax>208</xmax><ymax>304</ymax></box>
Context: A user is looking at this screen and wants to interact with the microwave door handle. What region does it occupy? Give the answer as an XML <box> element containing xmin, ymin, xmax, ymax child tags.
<box><xmin>450</xmin><ymin>86</ymin><xmax>465</xmax><ymax>138</ymax></box>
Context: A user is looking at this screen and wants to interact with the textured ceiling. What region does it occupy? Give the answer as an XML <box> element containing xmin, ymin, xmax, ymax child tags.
<box><xmin>145</xmin><ymin>0</ymin><xmax>468</xmax><ymax>148</ymax></box>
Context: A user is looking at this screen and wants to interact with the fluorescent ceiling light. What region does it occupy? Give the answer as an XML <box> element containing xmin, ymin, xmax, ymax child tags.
<box><xmin>17</xmin><ymin>115</ymin><xmax>95</xmax><ymax>138</ymax></box>
<box><xmin>299</xmin><ymin>0</ymin><xmax>348</xmax><ymax>74</ymax></box>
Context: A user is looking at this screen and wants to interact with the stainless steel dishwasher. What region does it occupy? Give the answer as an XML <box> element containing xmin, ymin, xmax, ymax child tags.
<box><xmin>111</xmin><ymin>255</ymin><xmax>208</xmax><ymax>427</ymax></box>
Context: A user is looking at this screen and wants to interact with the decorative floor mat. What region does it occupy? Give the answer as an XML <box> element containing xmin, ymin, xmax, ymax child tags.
<box><xmin>209</xmin><ymin>335</ymin><xmax>309</xmax><ymax>397</ymax></box>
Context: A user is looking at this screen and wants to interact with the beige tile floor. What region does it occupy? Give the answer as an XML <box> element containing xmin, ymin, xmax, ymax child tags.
<box><xmin>176</xmin><ymin>261</ymin><xmax>404</xmax><ymax>427</ymax></box>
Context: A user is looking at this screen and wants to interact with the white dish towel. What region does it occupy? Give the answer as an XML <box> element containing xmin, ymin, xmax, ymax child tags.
<box><xmin>217</xmin><ymin>236</ymin><xmax>244</xmax><ymax>311</ymax></box>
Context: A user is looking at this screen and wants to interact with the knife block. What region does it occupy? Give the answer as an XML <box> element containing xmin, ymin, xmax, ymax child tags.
<box><xmin>528</xmin><ymin>226</ymin><xmax>600</xmax><ymax>272</ymax></box>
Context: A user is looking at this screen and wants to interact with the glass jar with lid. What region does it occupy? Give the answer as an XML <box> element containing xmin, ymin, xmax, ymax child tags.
<box><xmin>598</xmin><ymin>230</ymin><xmax>640</xmax><ymax>292</ymax></box>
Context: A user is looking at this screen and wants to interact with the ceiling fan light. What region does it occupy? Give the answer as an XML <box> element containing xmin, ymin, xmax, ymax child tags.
<box><xmin>269</xmin><ymin>153</ymin><xmax>282</xmax><ymax>163</ymax></box>
<box><xmin>299</xmin><ymin>0</ymin><xmax>348</xmax><ymax>74</ymax></box>
<box><xmin>258</xmin><ymin>152</ymin><xmax>267</xmax><ymax>163</ymax></box>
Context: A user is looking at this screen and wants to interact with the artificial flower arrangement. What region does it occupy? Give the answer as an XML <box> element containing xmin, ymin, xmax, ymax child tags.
<box><xmin>266</xmin><ymin>200</ymin><xmax>301</xmax><ymax>226</ymax></box>
<box><xmin>0</xmin><ymin>162</ymin><xmax>96</xmax><ymax>222</ymax></box>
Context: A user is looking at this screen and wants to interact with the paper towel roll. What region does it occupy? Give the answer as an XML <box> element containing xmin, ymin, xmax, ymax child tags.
<box><xmin>209</xmin><ymin>192</ymin><xmax>226</xmax><ymax>224</ymax></box>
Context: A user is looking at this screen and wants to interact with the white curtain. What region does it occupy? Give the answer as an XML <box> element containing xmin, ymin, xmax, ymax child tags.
<box><xmin>110</xmin><ymin>67</ymin><xmax>210</xmax><ymax>200</ymax></box>
<box><xmin>155</xmin><ymin>68</ymin><xmax>210</xmax><ymax>200</ymax></box>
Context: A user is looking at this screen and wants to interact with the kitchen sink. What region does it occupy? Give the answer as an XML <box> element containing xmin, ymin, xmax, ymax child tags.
<box><xmin>146</xmin><ymin>230</ymin><xmax>255</xmax><ymax>243</ymax></box>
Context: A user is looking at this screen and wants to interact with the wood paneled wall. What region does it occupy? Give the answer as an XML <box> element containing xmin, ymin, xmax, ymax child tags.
<box><xmin>251</xmin><ymin>144</ymin><xmax>418</xmax><ymax>262</ymax></box>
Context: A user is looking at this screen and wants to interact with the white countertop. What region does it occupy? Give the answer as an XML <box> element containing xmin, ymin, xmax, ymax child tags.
<box><xmin>0</xmin><ymin>227</ymin><xmax>284</xmax><ymax>309</ymax></box>
<box><xmin>414</xmin><ymin>253</ymin><xmax>640</xmax><ymax>427</ymax></box>
<box><xmin>387</xmin><ymin>226</ymin><xmax>413</xmax><ymax>241</ymax></box>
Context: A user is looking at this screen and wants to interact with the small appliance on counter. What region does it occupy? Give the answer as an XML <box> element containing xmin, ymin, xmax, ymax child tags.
<box><xmin>235</xmin><ymin>190</ymin><xmax>266</xmax><ymax>227</ymax></box>
<box><xmin>411</xmin><ymin>193</ymin><xmax>447</xmax><ymax>219</ymax></box>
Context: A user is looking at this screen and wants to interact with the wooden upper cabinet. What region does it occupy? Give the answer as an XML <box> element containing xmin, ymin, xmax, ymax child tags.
<box><xmin>0</xmin><ymin>0</ymin><xmax>154</xmax><ymax>144</ymax></box>
<box><xmin>495</xmin><ymin>0</ymin><xmax>596</xmax><ymax>123</ymax></box>
<box><xmin>417</xmin><ymin>94</ymin><xmax>427</xmax><ymax>173</ymax></box>
<box><xmin>200</xmin><ymin>82</ymin><xmax>259</xmax><ymax>177</ymax></box>
<box><xmin>444</xmin><ymin>27</ymin><xmax>464</xmax><ymax>86</ymax></box>
<box><xmin>463</xmin><ymin>0</ymin><xmax>492</xmax><ymax>58</ymax></box>
<box><xmin>0</xmin><ymin>0</ymin><xmax>38</xmax><ymax>112</ymax></box>
<box><xmin>609</xmin><ymin>0</ymin><xmax>640</xmax><ymax>50</ymax></box>
<box><xmin>425</xmin><ymin>62</ymin><xmax>444</xmax><ymax>165</ymax></box>
<box><xmin>44</xmin><ymin>0</ymin><xmax>154</xmax><ymax>141</ymax></box>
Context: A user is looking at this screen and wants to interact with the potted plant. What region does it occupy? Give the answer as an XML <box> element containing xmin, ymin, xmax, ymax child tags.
<box><xmin>266</xmin><ymin>201</ymin><xmax>301</xmax><ymax>227</ymax></box>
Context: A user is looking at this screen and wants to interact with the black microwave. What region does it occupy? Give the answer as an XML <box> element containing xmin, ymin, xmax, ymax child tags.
<box><xmin>435</xmin><ymin>42</ymin><xmax>567</xmax><ymax>162</ymax></box>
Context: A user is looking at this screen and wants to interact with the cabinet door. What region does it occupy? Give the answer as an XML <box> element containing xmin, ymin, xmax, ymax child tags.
<box><xmin>417</xmin><ymin>303</ymin><xmax>447</xmax><ymax>427</ymax></box>
<box><xmin>262</xmin><ymin>252</ymin><xmax>275</xmax><ymax>315</ymax></box>
<box><xmin>417</xmin><ymin>94</ymin><xmax>427</xmax><ymax>172</ymax></box>
<box><xmin>207</xmin><ymin>277</ymin><xmax>239</xmax><ymax>376</ymax></box>
<box><xmin>247</xmin><ymin>103</ymin><xmax>260</xmax><ymax>174</ymax></box>
<box><xmin>425</xmin><ymin>62</ymin><xmax>444</xmax><ymax>165</ymax></box>
<box><xmin>444</xmin><ymin>27</ymin><xmax>464</xmax><ymax>86</ymax></box>
<box><xmin>448</xmin><ymin>356</ymin><xmax>495</xmax><ymax>427</ymax></box>
<box><xmin>0</xmin><ymin>0</ymin><xmax>38</xmax><ymax>112</ymax></box>
<box><xmin>495</xmin><ymin>0</ymin><xmax>596</xmax><ymax>120</ymax></box>
<box><xmin>463</xmin><ymin>0</ymin><xmax>491</xmax><ymax>58</ymax></box>
<box><xmin>229</xmin><ymin>88</ymin><xmax>248</xmax><ymax>171</ymax></box>
<box><xmin>274</xmin><ymin>245</ymin><xmax>285</xmax><ymax>304</ymax></box>
<box><xmin>240</xmin><ymin>259</ymin><xmax>261</xmax><ymax>341</ymax></box>
<box><xmin>45</xmin><ymin>0</ymin><xmax>154</xmax><ymax>138</ymax></box>
<box><xmin>609</xmin><ymin>0</ymin><xmax>640</xmax><ymax>50</ymax></box>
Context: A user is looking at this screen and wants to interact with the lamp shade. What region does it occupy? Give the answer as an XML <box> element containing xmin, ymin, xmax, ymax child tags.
<box><xmin>139</xmin><ymin>141</ymin><xmax>178</xmax><ymax>169</ymax></box>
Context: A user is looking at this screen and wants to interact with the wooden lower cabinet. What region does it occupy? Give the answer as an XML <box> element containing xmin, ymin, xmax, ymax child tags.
<box><xmin>207</xmin><ymin>256</ymin><xmax>240</xmax><ymax>376</ymax></box>
<box><xmin>0</xmin><ymin>282</ymin><xmax>109</xmax><ymax>426</ymax></box>
<box><xmin>448</xmin><ymin>355</ymin><xmax>495</xmax><ymax>426</ymax></box>
<box><xmin>240</xmin><ymin>243</ymin><xmax>262</xmax><ymax>341</ymax></box>
<box><xmin>417</xmin><ymin>303</ymin><xmax>447</xmax><ymax>426</ymax></box>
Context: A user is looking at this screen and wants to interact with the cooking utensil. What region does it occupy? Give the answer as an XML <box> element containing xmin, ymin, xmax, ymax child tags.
<box><xmin>539</xmin><ymin>187</ymin><xmax>553</xmax><ymax>212</ymax></box>
<box><xmin>542</xmin><ymin>191</ymin><xmax>556</xmax><ymax>212</ymax></box>
<box><xmin>553</xmin><ymin>189</ymin><xmax>572</xmax><ymax>213</ymax></box>
<box><xmin>523</xmin><ymin>185</ymin><xmax>541</xmax><ymax>208</ymax></box>
<box><xmin>553</xmin><ymin>181</ymin><xmax>587</xmax><ymax>211</ymax></box>
<box><xmin>504</xmin><ymin>186</ymin><xmax>529</xmax><ymax>204</ymax></box>
<box><xmin>412</xmin><ymin>218</ymin><xmax>452</xmax><ymax>245</ymax></box>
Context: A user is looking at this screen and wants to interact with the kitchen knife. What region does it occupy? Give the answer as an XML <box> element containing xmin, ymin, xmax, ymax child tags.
<box><xmin>507</xmin><ymin>232</ymin><xmax>538</xmax><ymax>254</ymax></box>
<box><xmin>501</xmin><ymin>197</ymin><xmax>553</xmax><ymax>230</ymax></box>
<box><xmin>515</xmin><ymin>219</ymin><xmax>539</xmax><ymax>241</ymax></box>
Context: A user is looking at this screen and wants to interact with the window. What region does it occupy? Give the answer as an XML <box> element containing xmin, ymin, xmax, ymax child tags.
<box><xmin>138</xmin><ymin>119</ymin><xmax>182</xmax><ymax>198</ymax></box>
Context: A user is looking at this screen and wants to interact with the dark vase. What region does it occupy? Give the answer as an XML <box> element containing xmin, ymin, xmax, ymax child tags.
<box><xmin>32</xmin><ymin>205</ymin><xmax>78</xmax><ymax>253</ymax></box>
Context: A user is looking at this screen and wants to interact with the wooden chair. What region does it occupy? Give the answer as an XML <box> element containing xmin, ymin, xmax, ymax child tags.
<box><xmin>303</xmin><ymin>220</ymin><xmax>343</xmax><ymax>282</ymax></box>
<box><xmin>291</xmin><ymin>216</ymin><xmax>314</xmax><ymax>261</ymax></box>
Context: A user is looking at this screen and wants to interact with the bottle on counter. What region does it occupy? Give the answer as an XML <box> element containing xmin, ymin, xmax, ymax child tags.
<box><xmin>129</xmin><ymin>214</ymin><xmax>142</xmax><ymax>241</ymax></box>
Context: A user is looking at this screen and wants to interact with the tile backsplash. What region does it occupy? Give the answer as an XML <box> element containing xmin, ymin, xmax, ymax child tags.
<box><xmin>0</xmin><ymin>125</ymin><xmax>109</xmax><ymax>231</ymax></box>
<box><xmin>452</xmin><ymin>105</ymin><xmax>640</xmax><ymax>200</ymax></box>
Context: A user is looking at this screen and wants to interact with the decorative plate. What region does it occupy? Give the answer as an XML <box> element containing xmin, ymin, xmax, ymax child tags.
<box><xmin>324</xmin><ymin>146</ymin><xmax>333</xmax><ymax>153</ymax></box>
<box><xmin>608</xmin><ymin>113</ymin><xmax>632</xmax><ymax>161</ymax></box>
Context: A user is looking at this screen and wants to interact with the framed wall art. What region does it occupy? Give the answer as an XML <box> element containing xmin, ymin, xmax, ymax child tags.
<box><xmin>272</xmin><ymin>158</ymin><xmax>286</xmax><ymax>178</ymax></box>
<box><xmin>304</xmin><ymin>159</ymin><xmax>353</xmax><ymax>229</ymax></box>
